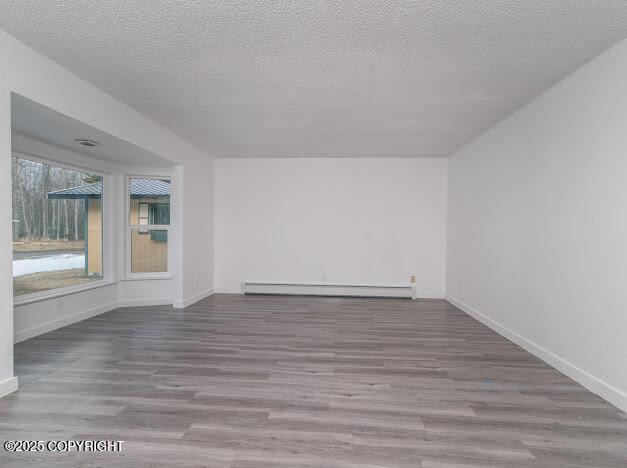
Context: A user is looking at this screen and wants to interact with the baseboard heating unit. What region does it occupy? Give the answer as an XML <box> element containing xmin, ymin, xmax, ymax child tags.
<box><xmin>241</xmin><ymin>282</ymin><xmax>416</xmax><ymax>299</ymax></box>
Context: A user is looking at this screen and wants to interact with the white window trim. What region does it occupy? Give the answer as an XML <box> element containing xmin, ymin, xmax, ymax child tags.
<box><xmin>11</xmin><ymin>151</ymin><xmax>112</xmax><ymax>305</ymax></box>
<box><xmin>124</xmin><ymin>174</ymin><xmax>173</xmax><ymax>280</ymax></box>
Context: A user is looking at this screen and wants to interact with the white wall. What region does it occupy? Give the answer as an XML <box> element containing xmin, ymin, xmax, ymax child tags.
<box><xmin>0</xmin><ymin>63</ymin><xmax>18</xmax><ymax>397</ymax></box>
<box><xmin>179</xmin><ymin>158</ymin><xmax>215</xmax><ymax>307</ymax></box>
<box><xmin>446</xmin><ymin>38</ymin><xmax>627</xmax><ymax>411</ymax></box>
<box><xmin>14</xmin><ymin>284</ymin><xmax>119</xmax><ymax>343</ymax></box>
<box><xmin>216</xmin><ymin>158</ymin><xmax>447</xmax><ymax>296</ymax></box>
<box><xmin>0</xmin><ymin>31</ymin><xmax>216</xmax><ymax>397</ymax></box>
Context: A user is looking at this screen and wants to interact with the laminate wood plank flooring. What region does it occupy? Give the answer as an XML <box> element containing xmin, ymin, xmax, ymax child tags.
<box><xmin>1</xmin><ymin>294</ymin><xmax>625</xmax><ymax>467</ymax></box>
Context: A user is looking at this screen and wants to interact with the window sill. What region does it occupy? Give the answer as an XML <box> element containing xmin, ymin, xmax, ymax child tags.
<box><xmin>121</xmin><ymin>275</ymin><xmax>174</xmax><ymax>282</ymax></box>
<box><xmin>13</xmin><ymin>280</ymin><xmax>117</xmax><ymax>307</ymax></box>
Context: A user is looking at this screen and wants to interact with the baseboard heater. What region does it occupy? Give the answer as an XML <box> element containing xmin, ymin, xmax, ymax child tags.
<box><xmin>241</xmin><ymin>282</ymin><xmax>416</xmax><ymax>299</ymax></box>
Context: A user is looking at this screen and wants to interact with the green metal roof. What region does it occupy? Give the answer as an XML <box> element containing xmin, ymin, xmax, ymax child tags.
<box><xmin>48</xmin><ymin>179</ymin><xmax>170</xmax><ymax>199</ymax></box>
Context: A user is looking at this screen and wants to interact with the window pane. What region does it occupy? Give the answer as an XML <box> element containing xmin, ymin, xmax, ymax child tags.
<box><xmin>131</xmin><ymin>228</ymin><xmax>168</xmax><ymax>273</ymax></box>
<box><xmin>129</xmin><ymin>178</ymin><xmax>170</xmax><ymax>225</ymax></box>
<box><xmin>150</xmin><ymin>203</ymin><xmax>170</xmax><ymax>225</ymax></box>
<box><xmin>12</xmin><ymin>156</ymin><xmax>103</xmax><ymax>297</ymax></box>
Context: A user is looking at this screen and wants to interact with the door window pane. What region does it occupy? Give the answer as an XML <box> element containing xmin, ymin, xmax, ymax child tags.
<box><xmin>149</xmin><ymin>203</ymin><xmax>170</xmax><ymax>225</ymax></box>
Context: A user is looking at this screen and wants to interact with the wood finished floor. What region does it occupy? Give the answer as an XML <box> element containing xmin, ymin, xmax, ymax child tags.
<box><xmin>1</xmin><ymin>294</ymin><xmax>626</xmax><ymax>467</ymax></box>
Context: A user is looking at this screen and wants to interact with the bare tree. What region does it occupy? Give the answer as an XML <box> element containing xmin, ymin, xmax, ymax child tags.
<box><xmin>15</xmin><ymin>160</ymin><xmax>32</xmax><ymax>240</ymax></box>
<box><xmin>56</xmin><ymin>198</ymin><xmax>61</xmax><ymax>240</ymax></box>
<box><xmin>63</xmin><ymin>199</ymin><xmax>69</xmax><ymax>239</ymax></box>
<box><xmin>74</xmin><ymin>200</ymin><xmax>79</xmax><ymax>240</ymax></box>
<box><xmin>41</xmin><ymin>165</ymin><xmax>50</xmax><ymax>239</ymax></box>
<box><xmin>51</xmin><ymin>194</ymin><xmax>56</xmax><ymax>240</ymax></box>
<box><xmin>11</xmin><ymin>155</ymin><xmax>93</xmax><ymax>243</ymax></box>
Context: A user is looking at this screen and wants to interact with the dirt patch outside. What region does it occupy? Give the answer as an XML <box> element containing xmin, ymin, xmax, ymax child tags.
<box><xmin>14</xmin><ymin>268</ymin><xmax>101</xmax><ymax>297</ymax></box>
<box><xmin>13</xmin><ymin>240</ymin><xmax>84</xmax><ymax>253</ymax></box>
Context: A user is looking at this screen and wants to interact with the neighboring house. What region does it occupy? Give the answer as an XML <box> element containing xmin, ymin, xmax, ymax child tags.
<box><xmin>48</xmin><ymin>178</ymin><xmax>170</xmax><ymax>274</ymax></box>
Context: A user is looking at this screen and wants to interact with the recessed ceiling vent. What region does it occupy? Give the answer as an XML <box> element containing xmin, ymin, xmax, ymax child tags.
<box><xmin>74</xmin><ymin>138</ymin><xmax>101</xmax><ymax>147</ymax></box>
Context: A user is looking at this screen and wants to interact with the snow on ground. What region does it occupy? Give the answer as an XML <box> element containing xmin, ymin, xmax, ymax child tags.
<box><xmin>13</xmin><ymin>254</ymin><xmax>85</xmax><ymax>277</ymax></box>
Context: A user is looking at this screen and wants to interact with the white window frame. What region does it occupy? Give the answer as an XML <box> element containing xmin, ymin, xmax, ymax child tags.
<box><xmin>124</xmin><ymin>175</ymin><xmax>173</xmax><ymax>280</ymax></box>
<box><xmin>12</xmin><ymin>152</ymin><xmax>113</xmax><ymax>306</ymax></box>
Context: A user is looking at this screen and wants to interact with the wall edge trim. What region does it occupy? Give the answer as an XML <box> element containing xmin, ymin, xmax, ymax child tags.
<box><xmin>173</xmin><ymin>288</ymin><xmax>215</xmax><ymax>309</ymax></box>
<box><xmin>0</xmin><ymin>376</ymin><xmax>18</xmax><ymax>398</ymax></box>
<box><xmin>445</xmin><ymin>294</ymin><xmax>627</xmax><ymax>412</ymax></box>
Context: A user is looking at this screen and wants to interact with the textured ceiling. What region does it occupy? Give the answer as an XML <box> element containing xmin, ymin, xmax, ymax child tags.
<box><xmin>2</xmin><ymin>1</ymin><xmax>627</xmax><ymax>158</ymax></box>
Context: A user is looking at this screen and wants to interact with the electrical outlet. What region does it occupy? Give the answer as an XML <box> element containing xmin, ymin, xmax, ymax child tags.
<box><xmin>410</xmin><ymin>275</ymin><xmax>416</xmax><ymax>284</ymax></box>
<box><xmin>321</xmin><ymin>273</ymin><xmax>327</xmax><ymax>282</ymax></box>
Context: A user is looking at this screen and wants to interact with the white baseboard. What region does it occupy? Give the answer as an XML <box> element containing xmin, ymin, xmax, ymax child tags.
<box><xmin>446</xmin><ymin>294</ymin><xmax>627</xmax><ymax>413</ymax></box>
<box><xmin>117</xmin><ymin>297</ymin><xmax>173</xmax><ymax>308</ymax></box>
<box><xmin>14</xmin><ymin>301</ymin><xmax>118</xmax><ymax>344</ymax></box>
<box><xmin>0</xmin><ymin>376</ymin><xmax>18</xmax><ymax>398</ymax></box>
<box><xmin>414</xmin><ymin>292</ymin><xmax>446</xmax><ymax>299</ymax></box>
<box><xmin>173</xmin><ymin>288</ymin><xmax>215</xmax><ymax>309</ymax></box>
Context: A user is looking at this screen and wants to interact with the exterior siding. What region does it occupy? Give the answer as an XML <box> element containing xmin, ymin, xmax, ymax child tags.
<box><xmin>87</xmin><ymin>198</ymin><xmax>102</xmax><ymax>275</ymax></box>
<box><xmin>130</xmin><ymin>198</ymin><xmax>168</xmax><ymax>273</ymax></box>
